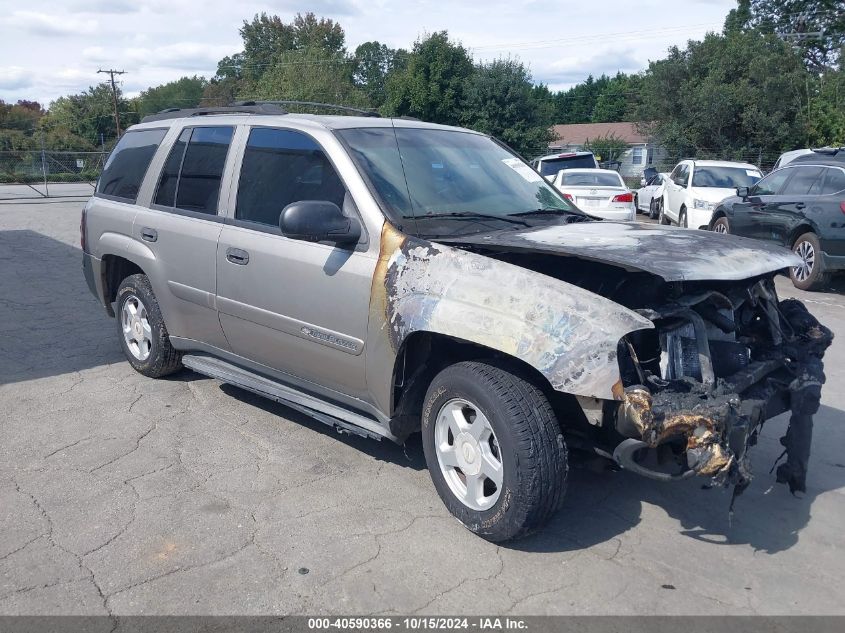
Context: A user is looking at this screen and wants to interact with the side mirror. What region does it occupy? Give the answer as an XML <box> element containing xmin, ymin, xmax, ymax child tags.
<box><xmin>736</xmin><ymin>186</ymin><xmax>750</xmax><ymax>199</ymax></box>
<box><xmin>280</xmin><ymin>200</ymin><xmax>361</xmax><ymax>246</ymax></box>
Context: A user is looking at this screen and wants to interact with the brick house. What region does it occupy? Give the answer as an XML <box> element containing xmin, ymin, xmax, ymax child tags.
<box><xmin>548</xmin><ymin>122</ymin><xmax>666</xmax><ymax>178</ymax></box>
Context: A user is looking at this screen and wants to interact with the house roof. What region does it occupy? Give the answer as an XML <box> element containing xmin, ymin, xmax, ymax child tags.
<box><xmin>550</xmin><ymin>122</ymin><xmax>649</xmax><ymax>146</ymax></box>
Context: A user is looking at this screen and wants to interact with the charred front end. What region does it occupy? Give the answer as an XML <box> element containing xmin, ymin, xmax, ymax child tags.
<box><xmin>614</xmin><ymin>279</ymin><xmax>832</xmax><ymax>495</ymax></box>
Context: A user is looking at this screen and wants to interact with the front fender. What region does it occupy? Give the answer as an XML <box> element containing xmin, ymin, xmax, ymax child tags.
<box><xmin>366</xmin><ymin>224</ymin><xmax>653</xmax><ymax>412</ymax></box>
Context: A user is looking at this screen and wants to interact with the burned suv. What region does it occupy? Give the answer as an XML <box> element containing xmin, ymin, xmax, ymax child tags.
<box><xmin>82</xmin><ymin>103</ymin><xmax>832</xmax><ymax>542</ymax></box>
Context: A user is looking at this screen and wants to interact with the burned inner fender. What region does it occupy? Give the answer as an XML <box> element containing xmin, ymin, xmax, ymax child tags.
<box><xmin>373</xmin><ymin>224</ymin><xmax>653</xmax><ymax>401</ymax></box>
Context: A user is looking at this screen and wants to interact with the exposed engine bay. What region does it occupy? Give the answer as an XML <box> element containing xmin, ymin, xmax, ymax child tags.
<box><xmin>446</xmin><ymin>242</ymin><xmax>834</xmax><ymax>500</ymax></box>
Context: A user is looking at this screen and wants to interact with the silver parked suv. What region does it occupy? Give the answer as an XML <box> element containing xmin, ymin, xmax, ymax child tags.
<box><xmin>83</xmin><ymin>102</ymin><xmax>831</xmax><ymax>541</ymax></box>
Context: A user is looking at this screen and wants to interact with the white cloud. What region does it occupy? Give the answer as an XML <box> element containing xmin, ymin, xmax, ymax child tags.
<box><xmin>4</xmin><ymin>10</ymin><xmax>99</xmax><ymax>36</ymax></box>
<box><xmin>82</xmin><ymin>46</ymin><xmax>109</xmax><ymax>62</ymax></box>
<box><xmin>0</xmin><ymin>66</ymin><xmax>32</xmax><ymax>91</ymax></box>
<box><xmin>123</xmin><ymin>42</ymin><xmax>240</xmax><ymax>71</ymax></box>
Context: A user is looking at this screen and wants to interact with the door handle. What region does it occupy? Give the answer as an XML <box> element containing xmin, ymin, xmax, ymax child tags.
<box><xmin>795</xmin><ymin>202</ymin><xmax>806</xmax><ymax>210</ymax></box>
<box><xmin>140</xmin><ymin>228</ymin><xmax>157</xmax><ymax>242</ymax></box>
<box><xmin>226</xmin><ymin>247</ymin><xmax>250</xmax><ymax>265</ymax></box>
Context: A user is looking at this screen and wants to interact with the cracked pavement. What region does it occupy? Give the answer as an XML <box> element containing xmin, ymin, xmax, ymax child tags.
<box><xmin>1</xmin><ymin>199</ymin><xmax>845</xmax><ymax>615</ymax></box>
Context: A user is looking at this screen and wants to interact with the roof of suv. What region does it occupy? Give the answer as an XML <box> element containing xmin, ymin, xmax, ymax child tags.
<box><xmin>128</xmin><ymin>112</ymin><xmax>473</xmax><ymax>134</ymax></box>
<box><xmin>790</xmin><ymin>147</ymin><xmax>845</xmax><ymax>166</ymax></box>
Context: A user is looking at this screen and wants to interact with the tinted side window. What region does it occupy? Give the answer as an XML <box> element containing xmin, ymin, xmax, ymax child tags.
<box><xmin>753</xmin><ymin>169</ymin><xmax>792</xmax><ymax>195</ymax></box>
<box><xmin>175</xmin><ymin>127</ymin><xmax>234</xmax><ymax>215</ymax></box>
<box><xmin>96</xmin><ymin>129</ymin><xmax>167</xmax><ymax>202</ymax></box>
<box><xmin>674</xmin><ymin>164</ymin><xmax>689</xmax><ymax>186</ymax></box>
<box><xmin>154</xmin><ymin>129</ymin><xmax>190</xmax><ymax>207</ymax></box>
<box><xmin>820</xmin><ymin>168</ymin><xmax>845</xmax><ymax>195</ymax></box>
<box><xmin>781</xmin><ymin>166</ymin><xmax>824</xmax><ymax>196</ymax></box>
<box><xmin>236</xmin><ymin>128</ymin><xmax>346</xmax><ymax>227</ymax></box>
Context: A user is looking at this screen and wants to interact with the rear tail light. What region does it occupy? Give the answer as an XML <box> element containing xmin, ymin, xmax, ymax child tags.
<box><xmin>840</xmin><ymin>201</ymin><xmax>845</xmax><ymax>215</ymax></box>
<box><xmin>562</xmin><ymin>193</ymin><xmax>574</xmax><ymax>201</ymax></box>
<box><xmin>612</xmin><ymin>192</ymin><xmax>634</xmax><ymax>203</ymax></box>
<box><xmin>80</xmin><ymin>205</ymin><xmax>88</xmax><ymax>252</ymax></box>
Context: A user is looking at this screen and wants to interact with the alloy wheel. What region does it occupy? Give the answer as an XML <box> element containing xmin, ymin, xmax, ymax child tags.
<box><xmin>434</xmin><ymin>398</ymin><xmax>503</xmax><ymax>511</ymax></box>
<box><xmin>793</xmin><ymin>240</ymin><xmax>816</xmax><ymax>283</ymax></box>
<box><xmin>121</xmin><ymin>294</ymin><xmax>152</xmax><ymax>361</ymax></box>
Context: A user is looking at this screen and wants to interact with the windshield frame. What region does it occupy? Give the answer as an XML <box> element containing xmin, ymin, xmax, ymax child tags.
<box><xmin>334</xmin><ymin>125</ymin><xmax>581</xmax><ymax>236</ymax></box>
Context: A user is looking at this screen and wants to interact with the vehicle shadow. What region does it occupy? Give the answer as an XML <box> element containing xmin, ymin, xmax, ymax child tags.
<box><xmin>212</xmin><ymin>376</ymin><xmax>845</xmax><ymax>556</ymax></box>
<box><xmin>510</xmin><ymin>403</ymin><xmax>845</xmax><ymax>554</ymax></box>
<box><xmin>0</xmin><ymin>230</ymin><xmax>125</xmax><ymax>385</ymax></box>
<box><xmin>213</xmin><ymin>380</ymin><xmax>427</xmax><ymax>471</ymax></box>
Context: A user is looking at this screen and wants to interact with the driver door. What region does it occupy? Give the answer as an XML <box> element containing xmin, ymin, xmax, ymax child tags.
<box><xmin>215</xmin><ymin>127</ymin><xmax>375</xmax><ymax>400</ymax></box>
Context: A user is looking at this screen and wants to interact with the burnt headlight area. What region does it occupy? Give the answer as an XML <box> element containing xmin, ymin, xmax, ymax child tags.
<box><xmin>613</xmin><ymin>279</ymin><xmax>832</xmax><ymax>499</ymax></box>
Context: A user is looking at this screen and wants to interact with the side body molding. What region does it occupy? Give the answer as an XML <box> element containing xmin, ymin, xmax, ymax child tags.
<box><xmin>366</xmin><ymin>224</ymin><xmax>653</xmax><ymax>415</ymax></box>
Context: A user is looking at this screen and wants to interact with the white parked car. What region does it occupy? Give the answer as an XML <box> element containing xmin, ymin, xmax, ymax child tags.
<box><xmin>660</xmin><ymin>160</ymin><xmax>762</xmax><ymax>229</ymax></box>
<box><xmin>635</xmin><ymin>172</ymin><xmax>669</xmax><ymax>219</ymax></box>
<box><xmin>532</xmin><ymin>151</ymin><xmax>599</xmax><ymax>181</ymax></box>
<box><xmin>552</xmin><ymin>168</ymin><xmax>635</xmax><ymax>221</ymax></box>
<box><xmin>772</xmin><ymin>148</ymin><xmax>813</xmax><ymax>170</ymax></box>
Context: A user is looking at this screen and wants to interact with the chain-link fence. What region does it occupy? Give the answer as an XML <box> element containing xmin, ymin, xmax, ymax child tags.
<box><xmin>0</xmin><ymin>150</ymin><xmax>108</xmax><ymax>199</ymax></box>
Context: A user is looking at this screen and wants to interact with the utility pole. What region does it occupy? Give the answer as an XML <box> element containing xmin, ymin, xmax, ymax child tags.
<box><xmin>97</xmin><ymin>69</ymin><xmax>126</xmax><ymax>138</ymax></box>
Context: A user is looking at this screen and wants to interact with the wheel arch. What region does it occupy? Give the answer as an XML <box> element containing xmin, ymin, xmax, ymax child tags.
<box><xmin>388</xmin><ymin>331</ymin><xmax>583</xmax><ymax>442</ymax></box>
<box><xmin>101</xmin><ymin>254</ymin><xmax>147</xmax><ymax>317</ymax></box>
<box><xmin>788</xmin><ymin>224</ymin><xmax>818</xmax><ymax>247</ymax></box>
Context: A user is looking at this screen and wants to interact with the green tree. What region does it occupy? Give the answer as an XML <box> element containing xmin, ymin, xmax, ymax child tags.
<box><xmin>583</xmin><ymin>133</ymin><xmax>630</xmax><ymax>165</ymax></box>
<box><xmin>460</xmin><ymin>58</ymin><xmax>554</xmax><ymax>157</ymax></box>
<box><xmin>383</xmin><ymin>31</ymin><xmax>474</xmax><ymax>125</ymax></box>
<box><xmin>353</xmin><ymin>41</ymin><xmax>407</xmax><ymax>108</ymax></box>
<box><xmin>634</xmin><ymin>30</ymin><xmax>809</xmax><ymax>162</ymax></box>
<box><xmin>253</xmin><ymin>47</ymin><xmax>367</xmax><ymax>108</ymax></box>
<box><xmin>43</xmin><ymin>83</ymin><xmax>132</xmax><ymax>146</ymax></box>
<box><xmin>726</xmin><ymin>0</ymin><xmax>845</xmax><ymax>71</ymax></box>
<box><xmin>137</xmin><ymin>76</ymin><xmax>207</xmax><ymax>116</ymax></box>
<box><xmin>591</xmin><ymin>73</ymin><xmax>640</xmax><ymax>122</ymax></box>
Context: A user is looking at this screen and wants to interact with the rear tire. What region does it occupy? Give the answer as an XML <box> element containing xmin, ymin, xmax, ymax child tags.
<box><xmin>421</xmin><ymin>360</ymin><xmax>568</xmax><ymax>542</ymax></box>
<box><xmin>789</xmin><ymin>232</ymin><xmax>829</xmax><ymax>291</ymax></box>
<box><xmin>116</xmin><ymin>274</ymin><xmax>182</xmax><ymax>378</ymax></box>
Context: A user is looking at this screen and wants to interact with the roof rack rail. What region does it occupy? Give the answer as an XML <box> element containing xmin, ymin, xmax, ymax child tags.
<box><xmin>141</xmin><ymin>102</ymin><xmax>287</xmax><ymax>123</ymax></box>
<box><xmin>238</xmin><ymin>100</ymin><xmax>381</xmax><ymax>118</ymax></box>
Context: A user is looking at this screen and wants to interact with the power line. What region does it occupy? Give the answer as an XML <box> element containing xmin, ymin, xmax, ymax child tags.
<box><xmin>97</xmin><ymin>68</ymin><xmax>127</xmax><ymax>137</ymax></box>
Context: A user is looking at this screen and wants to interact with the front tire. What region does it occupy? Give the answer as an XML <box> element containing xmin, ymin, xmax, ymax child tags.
<box><xmin>648</xmin><ymin>198</ymin><xmax>660</xmax><ymax>220</ymax></box>
<box><xmin>658</xmin><ymin>198</ymin><xmax>671</xmax><ymax>225</ymax></box>
<box><xmin>116</xmin><ymin>274</ymin><xmax>182</xmax><ymax>377</ymax></box>
<box><xmin>421</xmin><ymin>361</ymin><xmax>568</xmax><ymax>542</ymax></box>
<box><xmin>712</xmin><ymin>216</ymin><xmax>730</xmax><ymax>234</ymax></box>
<box><xmin>679</xmin><ymin>206</ymin><xmax>688</xmax><ymax>228</ymax></box>
<box><xmin>790</xmin><ymin>232</ymin><xmax>829</xmax><ymax>291</ymax></box>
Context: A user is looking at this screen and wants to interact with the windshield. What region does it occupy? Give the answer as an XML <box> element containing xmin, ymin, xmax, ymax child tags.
<box><xmin>538</xmin><ymin>154</ymin><xmax>596</xmax><ymax>176</ymax></box>
<box><xmin>692</xmin><ymin>166</ymin><xmax>762</xmax><ymax>188</ymax></box>
<box><xmin>338</xmin><ymin>127</ymin><xmax>575</xmax><ymax>228</ymax></box>
<box><xmin>560</xmin><ymin>171</ymin><xmax>624</xmax><ymax>187</ymax></box>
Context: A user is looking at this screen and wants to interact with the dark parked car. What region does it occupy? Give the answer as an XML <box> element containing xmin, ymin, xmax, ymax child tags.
<box><xmin>709</xmin><ymin>156</ymin><xmax>845</xmax><ymax>290</ymax></box>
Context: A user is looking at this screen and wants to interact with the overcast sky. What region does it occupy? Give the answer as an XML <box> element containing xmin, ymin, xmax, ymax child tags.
<box><xmin>0</xmin><ymin>0</ymin><xmax>738</xmax><ymax>106</ymax></box>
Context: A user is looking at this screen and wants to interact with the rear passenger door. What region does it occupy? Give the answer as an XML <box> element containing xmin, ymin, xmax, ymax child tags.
<box><xmin>132</xmin><ymin>125</ymin><xmax>235</xmax><ymax>350</ymax></box>
<box><xmin>215</xmin><ymin>127</ymin><xmax>375</xmax><ymax>401</ymax></box>
<box><xmin>759</xmin><ymin>166</ymin><xmax>825</xmax><ymax>245</ymax></box>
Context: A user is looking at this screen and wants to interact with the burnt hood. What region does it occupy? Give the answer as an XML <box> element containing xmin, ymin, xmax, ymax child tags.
<box><xmin>435</xmin><ymin>221</ymin><xmax>802</xmax><ymax>282</ymax></box>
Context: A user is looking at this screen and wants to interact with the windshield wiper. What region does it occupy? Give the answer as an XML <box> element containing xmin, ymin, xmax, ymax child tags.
<box><xmin>418</xmin><ymin>212</ymin><xmax>530</xmax><ymax>227</ymax></box>
<box><xmin>510</xmin><ymin>208</ymin><xmax>586</xmax><ymax>217</ymax></box>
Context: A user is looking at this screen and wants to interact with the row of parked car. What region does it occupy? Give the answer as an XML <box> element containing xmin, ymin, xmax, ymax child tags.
<box><xmin>532</xmin><ymin>147</ymin><xmax>845</xmax><ymax>291</ymax></box>
<box><xmin>634</xmin><ymin>149</ymin><xmax>845</xmax><ymax>290</ymax></box>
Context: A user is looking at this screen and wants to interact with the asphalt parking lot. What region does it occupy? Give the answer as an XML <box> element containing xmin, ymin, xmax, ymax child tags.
<box><xmin>1</xmin><ymin>198</ymin><xmax>844</xmax><ymax>616</ymax></box>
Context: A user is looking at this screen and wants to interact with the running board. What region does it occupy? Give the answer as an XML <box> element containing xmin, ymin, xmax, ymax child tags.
<box><xmin>181</xmin><ymin>354</ymin><xmax>390</xmax><ymax>441</ymax></box>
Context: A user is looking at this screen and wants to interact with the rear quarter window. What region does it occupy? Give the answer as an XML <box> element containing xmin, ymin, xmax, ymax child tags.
<box><xmin>96</xmin><ymin>129</ymin><xmax>167</xmax><ymax>202</ymax></box>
